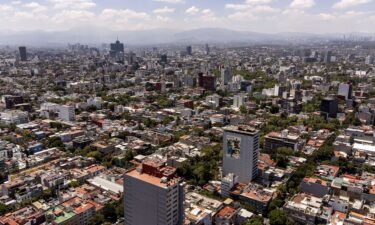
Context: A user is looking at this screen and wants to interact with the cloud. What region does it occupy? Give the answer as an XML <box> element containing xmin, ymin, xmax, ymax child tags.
<box><xmin>253</xmin><ymin>5</ymin><xmax>280</xmax><ymax>13</ymax></box>
<box><xmin>186</xmin><ymin>6</ymin><xmax>200</xmax><ymax>15</ymax></box>
<box><xmin>245</xmin><ymin>0</ymin><xmax>273</xmax><ymax>4</ymax></box>
<box><xmin>156</xmin><ymin>15</ymin><xmax>172</xmax><ymax>22</ymax></box>
<box><xmin>153</xmin><ymin>6</ymin><xmax>175</xmax><ymax>14</ymax></box>
<box><xmin>0</xmin><ymin>4</ymin><xmax>13</xmax><ymax>13</ymax></box>
<box><xmin>332</xmin><ymin>0</ymin><xmax>372</xmax><ymax>9</ymax></box>
<box><xmin>228</xmin><ymin>11</ymin><xmax>258</xmax><ymax>21</ymax></box>
<box><xmin>290</xmin><ymin>0</ymin><xmax>315</xmax><ymax>9</ymax></box>
<box><xmin>23</xmin><ymin>2</ymin><xmax>48</xmax><ymax>13</ymax></box>
<box><xmin>0</xmin><ymin>0</ymin><xmax>374</xmax><ymax>34</ymax></box>
<box><xmin>52</xmin><ymin>10</ymin><xmax>94</xmax><ymax>23</ymax></box>
<box><xmin>200</xmin><ymin>9</ymin><xmax>219</xmax><ymax>22</ymax></box>
<box><xmin>49</xmin><ymin>0</ymin><xmax>96</xmax><ymax>10</ymax></box>
<box><xmin>226</xmin><ymin>0</ymin><xmax>276</xmax><ymax>11</ymax></box>
<box><xmin>100</xmin><ymin>9</ymin><xmax>150</xmax><ymax>21</ymax></box>
<box><xmin>225</xmin><ymin>4</ymin><xmax>250</xmax><ymax>10</ymax></box>
<box><xmin>153</xmin><ymin>0</ymin><xmax>185</xmax><ymax>4</ymax></box>
<box><xmin>318</xmin><ymin>13</ymin><xmax>336</xmax><ymax>20</ymax></box>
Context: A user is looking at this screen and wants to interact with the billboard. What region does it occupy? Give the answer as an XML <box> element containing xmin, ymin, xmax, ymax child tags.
<box><xmin>226</xmin><ymin>136</ymin><xmax>241</xmax><ymax>159</ymax></box>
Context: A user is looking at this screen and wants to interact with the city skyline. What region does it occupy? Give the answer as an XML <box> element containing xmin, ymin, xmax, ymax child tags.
<box><xmin>0</xmin><ymin>0</ymin><xmax>374</xmax><ymax>34</ymax></box>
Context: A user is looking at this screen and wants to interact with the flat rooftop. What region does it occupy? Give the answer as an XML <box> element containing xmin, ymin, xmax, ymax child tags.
<box><xmin>126</xmin><ymin>169</ymin><xmax>179</xmax><ymax>188</ymax></box>
<box><xmin>224</xmin><ymin>125</ymin><xmax>259</xmax><ymax>136</ymax></box>
<box><xmin>87</xmin><ymin>176</ymin><xmax>123</xmax><ymax>194</ymax></box>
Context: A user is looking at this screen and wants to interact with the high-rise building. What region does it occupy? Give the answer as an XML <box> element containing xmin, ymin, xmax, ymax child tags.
<box><xmin>366</xmin><ymin>55</ymin><xmax>374</xmax><ymax>65</ymax></box>
<box><xmin>110</xmin><ymin>39</ymin><xmax>124</xmax><ymax>59</ymax></box>
<box><xmin>232</xmin><ymin>94</ymin><xmax>247</xmax><ymax>109</ymax></box>
<box><xmin>205</xmin><ymin>43</ymin><xmax>210</xmax><ymax>55</ymax></box>
<box><xmin>324</xmin><ymin>50</ymin><xmax>332</xmax><ymax>63</ymax></box>
<box><xmin>124</xmin><ymin>159</ymin><xmax>185</xmax><ymax>225</ymax></box>
<box><xmin>320</xmin><ymin>97</ymin><xmax>338</xmax><ymax>119</ymax></box>
<box><xmin>58</xmin><ymin>105</ymin><xmax>75</xmax><ymax>122</ymax></box>
<box><xmin>128</xmin><ymin>51</ymin><xmax>136</xmax><ymax>65</ymax></box>
<box><xmin>160</xmin><ymin>54</ymin><xmax>168</xmax><ymax>64</ymax></box>
<box><xmin>223</xmin><ymin>125</ymin><xmax>259</xmax><ymax>183</ymax></box>
<box><xmin>338</xmin><ymin>83</ymin><xmax>352</xmax><ymax>100</ymax></box>
<box><xmin>3</xmin><ymin>95</ymin><xmax>24</xmax><ymax>109</ymax></box>
<box><xmin>221</xmin><ymin>67</ymin><xmax>232</xmax><ymax>85</ymax></box>
<box><xmin>186</xmin><ymin>46</ymin><xmax>192</xmax><ymax>55</ymax></box>
<box><xmin>19</xmin><ymin>46</ymin><xmax>27</xmax><ymax>61</ymax></box>
<box><xmin>198</xmin><ymin>72</ymin><xmax>216</xmax><ymax>91</ymax></box>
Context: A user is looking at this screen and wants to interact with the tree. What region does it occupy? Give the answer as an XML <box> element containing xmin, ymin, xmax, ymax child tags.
<box><xmin>41</xmin><ymin>188</ymin><xmax>54</xmax><ymax>200</ymax></box>
<box><xmin>0</xmin><ymin>172</ymin><xmax>7</xmax><ymax>183</ymax></box>
<box><xmin>270</xmin><ymin>105</ymin><xmax>279</xmax><ymax>114</ymax></box>
<box><xmin>0</xmin><ymin>203</ymin><xmax>13</xmax><ymax>216</ymax></box>
<box><xmin>102</xmin><ymin>203</ymin><xmax>118</xmax><ymax>223</ymax></box>
<box><xmin>272</xmin><ymin>147</ymin><xmax>293</xmax><ymax>168</ymax></box>
<box><xmin>353</xmin><ymin>117</ymin><xmax>362</xmax><ymax>126</ymax></box>
<box><xmin>246</xmin><ymin>215</ymin><xmax>264</xmax><ymax>225</ymax></box>
<box><xmin>46</xmin><ymin>136</ymin><xmax>64</xmax><ymax>149</ymax></box>
<box><xmin>269</xmin><ymin>209</ymin><xmax>294</xmax><ymax>225</ymax></box>
<box><xmin>89</xmin><ymin>213</ymin><xmax>105</xmax><ymax>225</ymax></box>
<box><xmin>275</xmin><ymin>155</ymin><xmax>288</xmax><ymax>168</ymax></box>
<box><xmin>68</xmin><ymin>180</ymin><xmax>80</xmax><ymax>188</ymax></box>
<box><xmin>87</xmin><ymin>151</ymin><xmax>103</xmax><ymax>162</ymax></box>
<box><xmin>115</xmin><ymin>198</ymin><xmax>124</xmax><ymax>218</ymax></box>
<box><xmin>240</xmin><ymin>105</ymin><xmax>248</xmax><ymax>114</ymax></box>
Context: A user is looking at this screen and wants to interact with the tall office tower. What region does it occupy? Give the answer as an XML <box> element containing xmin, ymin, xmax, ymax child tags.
<box><xmin>186</xmin><ymin>45</ymin><xmax>192</xmax><ymax>55</ymax></box>
<box><xmin>160</xmin><ymin>54</ymin><xmax>168</xmax><ymax>64</ymax></box>
<box><xmin>324</xmin><ymin>50</ymin><xmax>332</xmax><ymax>63</ymax></box>
<box><xmin>205</xmin><ymin>43</ymin><xmax>210</xmax><ymax>55</ymax></box>
<box><xmin>221</xmin><ymin>67</ymin><xmax>232</xmax><ymax>85</ymax></box>
<box><xmin>320</xmin><ymin>97</ymin><xmax>338</xmax><ymax>119</ymax></box>
<box><xmin>109</xmin><ymin>39</ymin><xmax>124</xmax><ymax>58</ymax></box>
<box><xmin>338</xmin><ymin>83</ymin><xmax>352</xmax><ymax>100</ymax></box>
<box><xmin>128</xmin><ymin>51</ymin><xmax>136</xmax><ymax>65</ymax></box>
<box><xmin>19</xmin><ymin>46</ymin><xmax>27</xmax><ymax>61</ymax></box>
<box><xmin>223</xmin><ymin>125</ymin><xmax>260</xmax><ymax>183</ymax></box>
<box><xmin>124</xmin><ymin>159</ymin><xmax>185</xmax><ymax>225</ymax></box>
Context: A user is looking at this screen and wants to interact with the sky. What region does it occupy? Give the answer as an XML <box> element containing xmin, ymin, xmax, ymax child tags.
<box><xmin>0</xmin><ymin>0</ymin><xmax>374</xmax><ymax>33</ymax></box>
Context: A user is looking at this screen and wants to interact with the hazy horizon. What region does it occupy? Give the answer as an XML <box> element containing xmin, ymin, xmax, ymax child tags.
<box><xmin>0</xmin><ymin>0</ymin><xmax>374</xmax><ymax>34</ymax></box>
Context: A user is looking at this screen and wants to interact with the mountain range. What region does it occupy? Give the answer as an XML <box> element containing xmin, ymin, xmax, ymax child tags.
<box><xmin>0</xmin><ymin>27</ymin><xmax>372</xmax><ymax>47</ymax></box>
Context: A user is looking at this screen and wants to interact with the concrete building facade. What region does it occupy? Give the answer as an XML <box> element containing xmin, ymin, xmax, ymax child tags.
<box><xmin>124</xmin><ymin>160</ymin><xmax>185</xmax><ymax>225</ymax></box>
<box><xmin>222</xmin><ymin>125</ymin><xmax>259</xmax><ymax>184</ymax></box>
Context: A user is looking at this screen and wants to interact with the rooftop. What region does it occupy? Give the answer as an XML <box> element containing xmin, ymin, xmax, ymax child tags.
<box><xmin>224</xmin><ymin>125</ymin><xmax>259</xmax><ymax>136</ymax></box>
<box><xmin>126</xmin><ymin>168</ymin><xmax>180</xmax><ymax>188</ymax></box>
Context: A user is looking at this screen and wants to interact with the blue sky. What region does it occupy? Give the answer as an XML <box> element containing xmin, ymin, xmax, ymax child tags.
<box><xmin>0</xmin><ymin>0</ymin><xmax>374</xmax><ymax>33</ymax></box>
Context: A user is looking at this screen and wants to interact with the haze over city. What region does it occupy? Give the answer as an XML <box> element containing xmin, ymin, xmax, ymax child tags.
<box><xmin>0</xmin><ymin>0</ymin><xmax>375</xmax><ymax>45</ymax></box>
<box><xmin>0</xmin><ymin>1</ymin><xmax>375</xmax><ymax>225</ymax></box>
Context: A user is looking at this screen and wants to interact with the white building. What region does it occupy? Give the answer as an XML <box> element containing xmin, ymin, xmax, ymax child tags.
<box><xmin>223</xmin><ymin>125</ymin><xmax>260</xmax><ymax>183</ymax></box>
<box><xmin>58</xmin><ymin>105</ymin><xmax>75</xmax><ymax>122</ymax></box>
<box><xmin>365</xmin><ymin>55</ymin><xmax>374</xmax><ymax>65</ymax></box>
<box><xmin>40</xmin><ymin>102</ymin><xmax>59</xmax><ymax>112</ymax></box>
<box><xmin>0</xmin><ymin>111</ymin><xmax>28</xmax><ymax>125</ymax></box>
<box><xmin>221</xmin><ymin>173</ymin><xmax>238</xmax><ymax>197</ymax></box>
<box><xmin>232</xmin><ymin>94</ymin><xmax>247</xmax><ymax>109</ymax></box>
<box><xmin>206</xmin><ymin>94</ymin><xmax>221</xmax><ymax>108</ymax></box>
<box><xmin>338</xmin><ymin>83</ymin><xmax>352</xmax><ymax>100</ymax></box>
<box><xmin>87</xmin><ymin>97</ymin><xmax>102</xmax><ymax>109</ymax></box>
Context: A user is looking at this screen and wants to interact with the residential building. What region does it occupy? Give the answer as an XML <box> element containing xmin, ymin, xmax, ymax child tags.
<box><xmin>223</xmin><ymin>125</ymin><xmax>259</xmax><ymax>183</ymax></box>
<box><xmin>124</xmin><ymin>159</ymin><xmax>185</xmax><ymax>225</ymax></box>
